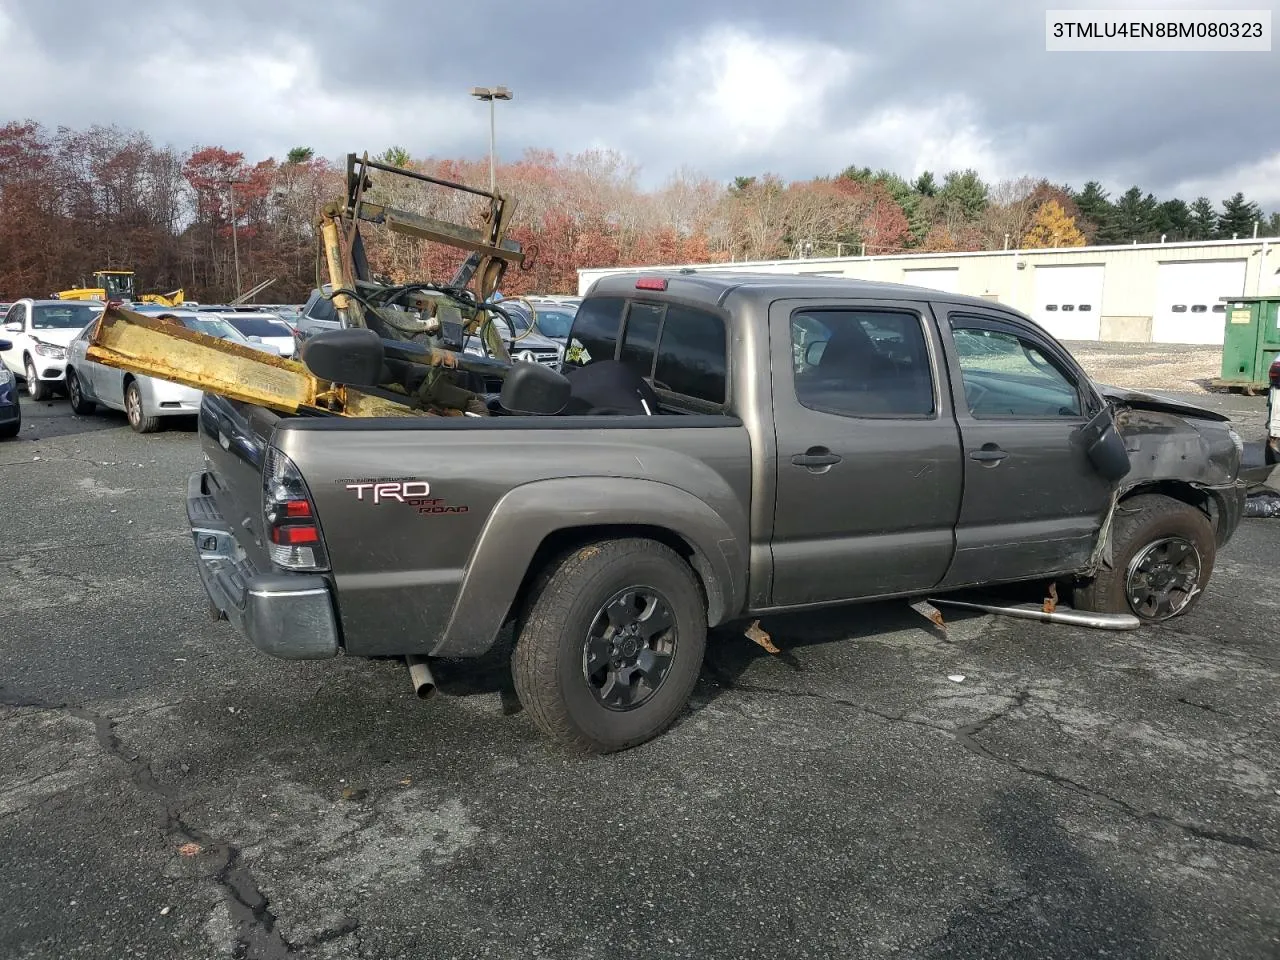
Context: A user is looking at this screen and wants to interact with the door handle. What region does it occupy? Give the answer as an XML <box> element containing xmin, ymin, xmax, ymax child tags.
<box><xmin>969</xmin><ymin>444</ymin><xmax>1009</xmax><ymax>464</ymax></box>
<box><xmin>792</xmin><ymin>447</ymin><xmax>843</xmax><ymax>468</ymax></box>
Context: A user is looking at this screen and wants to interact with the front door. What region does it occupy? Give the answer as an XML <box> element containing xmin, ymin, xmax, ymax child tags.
<box><xmin>768</xmin><ymin>298</ymin><xmax>964</xmax><ymax>607</ymax></box>
<box><xmin>936</xmin><ymin>308</ymin><xmax>1117</xmax><ymax>588</ymax></box>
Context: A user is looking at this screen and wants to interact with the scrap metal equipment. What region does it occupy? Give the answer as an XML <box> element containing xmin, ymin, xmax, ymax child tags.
<box><xmin>86</xmin><ymin>151</ymin><xmax>530</xmax><ymax>418</ymax></box>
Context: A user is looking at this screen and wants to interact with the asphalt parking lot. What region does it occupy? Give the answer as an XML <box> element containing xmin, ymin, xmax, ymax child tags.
<box><xmin>2</xmin><ymin>393</ymin><xmax>1279</xmax><ymax>960</ymax></box>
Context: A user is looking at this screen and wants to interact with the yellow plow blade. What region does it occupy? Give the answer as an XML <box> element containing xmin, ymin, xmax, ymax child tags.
<box><xmin>85</xmin><ymin>304</ymin><xmax>427</xmax><ymax>418</ymax></box>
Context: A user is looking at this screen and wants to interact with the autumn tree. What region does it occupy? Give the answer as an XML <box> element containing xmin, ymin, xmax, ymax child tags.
<box><xmin>1021</xmin><ymin>200</ymin><xmax>1087</xmax><ymax>248</ymax></box>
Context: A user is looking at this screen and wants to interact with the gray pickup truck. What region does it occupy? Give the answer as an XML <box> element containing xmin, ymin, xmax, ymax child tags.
<box><xmin>187</xmin><ymin>271</ymin><xmax>1248</xmax><ymax>752</ymax></box>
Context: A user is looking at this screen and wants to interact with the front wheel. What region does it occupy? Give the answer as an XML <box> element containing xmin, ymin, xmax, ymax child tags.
<box><xmin>25</xmin><ymin>358</ymin><xmax>50</xmax><ymax>401</ymax></box>
<box><xmin>67</xmin><ymin>369</ymin><xmax>95</xmax><ymax>414</ymax></box>
<box><xmin>125</xmin><ymin>380</ymin><xmax>160</xmax><ymax>433</ymax></box>
<box><xmin>512</xmin><ymin>538</ymin><xmax>707</xmax><ymax>753</ymax></box>
<box><xmin>1073</xmin><ymin>493</ymin><xmax>1216</xmax><ymax>623</ymax></box>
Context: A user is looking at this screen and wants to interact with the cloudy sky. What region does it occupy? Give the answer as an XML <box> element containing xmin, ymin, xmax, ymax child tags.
<box><xmin>2</xmin><ymin>0</ymin><xmax>1277</xmax><ymax>208</ymax></box>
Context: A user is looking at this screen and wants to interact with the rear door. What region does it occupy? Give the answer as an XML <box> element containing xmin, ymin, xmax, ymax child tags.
<box><xmin>767</xmin><ymin>297</ymin><xmax>964</xmax><ymax>606</ymax></box>
<box><xmin>935</xmin><ymin>307</ymin><xmax>1116</xmax><ymax>588</ymax></box>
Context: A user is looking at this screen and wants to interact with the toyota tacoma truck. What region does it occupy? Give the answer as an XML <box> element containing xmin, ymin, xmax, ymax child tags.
<box><xmin>186</xmin><ymin>271</ymin><xmax>1249</xmax><ymax>753</ymax></box>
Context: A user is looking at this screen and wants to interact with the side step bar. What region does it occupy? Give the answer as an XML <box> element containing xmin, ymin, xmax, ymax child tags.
<box><xmin>926</xmin><ymin>598</ymin><xmax>1142</xmax><ymax>631</ymax></box>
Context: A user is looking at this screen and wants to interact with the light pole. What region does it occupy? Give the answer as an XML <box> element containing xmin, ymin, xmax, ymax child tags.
<box><xmin>223</xmin><ymin>179</ymin><xmax>248</xmax><ymax>297</ymax></box>
<box><xmin>470</xmin><ymin>85</ymin><xmax>512</xmax><ymax>194</ymax></box>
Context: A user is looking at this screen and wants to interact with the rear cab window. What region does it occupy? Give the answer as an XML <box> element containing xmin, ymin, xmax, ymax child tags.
<box><xmin>565</xmin><ymin>295</ymin><xmax>728</xmax><ymax>410</ymax></box>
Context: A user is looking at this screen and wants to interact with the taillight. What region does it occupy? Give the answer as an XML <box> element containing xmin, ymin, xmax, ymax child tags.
<box><xmin>1269</xmin><ymin>356</ymin><xmax>1280</xmax><ymax>388</ymax></box>
<box><xmin>262</xmin><ymin>446</ymin><xmax>330</xmax><ymax>571</ymax></box>
<box><xmin>635</xmin><ymin>276</ymin><xmax>667</xmax><ymax>291</ymax></box>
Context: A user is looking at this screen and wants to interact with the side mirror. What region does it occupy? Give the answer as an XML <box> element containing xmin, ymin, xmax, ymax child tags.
<box><xmin>301</xmin><ymin>328</ymin><xmax>385</xmax><ymax>386</ymax></box>
<box><xmin>500</xmin><ymin>359</ymin><xmax>570</xmax><ymax>415</ymax></box>
<box><xmin>805</xmin><ymin>340</ymin><xmax>827</xmax><ymax>366</ymax></box>
<box><xmin>1080</xmin><ymin>403</ymin><xmax>1131</xmax><ymax>482</ymax></box>
<box><xmin>3</xmin><ymin>321</ymin><xmax>20</xmax><ymax>333</ymax></box>
<box><xmin>0</xmin><ymin>339</ymin><xmax>11</xmax><ymax>352</ymax></box>
<box><xmin>248</xmin><ymin>335</ymin><xmax>263</xmax><ymax>343</ymax></box>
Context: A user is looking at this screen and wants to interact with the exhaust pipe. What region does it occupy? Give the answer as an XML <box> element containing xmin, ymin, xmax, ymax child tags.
<box><xmin>926</xmin><ymin>598</ymin><xmax>1142</xmax><ymax>631</ymax></box>
<box><xmin>405</xmin><ymin>655</ymin><xmax>437</xmax><ymax>699</ymax></box>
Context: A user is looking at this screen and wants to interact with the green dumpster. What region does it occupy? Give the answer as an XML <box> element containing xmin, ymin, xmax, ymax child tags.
<box><xmin>1216</xmin><ymin>295</ymin><xmax>1280</xmax><ymax>392</ymax></box>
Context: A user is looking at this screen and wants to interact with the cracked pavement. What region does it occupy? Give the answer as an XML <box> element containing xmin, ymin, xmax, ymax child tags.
<box><xmin>2</xmin><ymin>395</ymin><xmax>1279</xmax><ymax>959</ymax></box>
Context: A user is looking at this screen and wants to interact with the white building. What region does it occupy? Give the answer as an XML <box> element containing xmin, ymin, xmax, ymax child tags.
<box><xmin>577</xmin><ymin>237</ymin><xmax>1279</xmax><ymax>345</ymax></box>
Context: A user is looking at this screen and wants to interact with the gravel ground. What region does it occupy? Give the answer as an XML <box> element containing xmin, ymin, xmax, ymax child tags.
<box><xmin>1064</xmin><ymin>341</ymin><xmax>1227</xmax><ymax>396</ymax></box>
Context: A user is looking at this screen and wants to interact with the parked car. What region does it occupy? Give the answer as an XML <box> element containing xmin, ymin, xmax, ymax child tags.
<box><xmin>504</xmin><ymin>299</ymin><xmax>577</xmax><ymax>345</ymax></box>
<box><xmin>0</xmin><ymin>334</ymin><xmax>20</xmax><ymax>438</ymax></box>
<box><xmin>216</xmin><ymin>313</ymin><xmax>298</xmax><ymax>357</ymax></box>
<box><xmin>294</xmin><ymin>286</ymin><xmax>341</xmax><ymax>340</ymax></box>
<box><xmin>1</xmin><ymin>299</ymin><xmax>105</xmax><ymax>400</ymax></box>
<box><xmin>64</xmin><ymin>320</ymin><xmax>204</xmax><ymax>433</ymax></box>
<box><xmin>180</xmin><ymin>271</ymin><xmax>1247</xmax><ymax>754</ymax></box>
<box><xmin>469</xmin><ymin>305</ymin><xmax>564</xmax><ymax>369</ymax></box>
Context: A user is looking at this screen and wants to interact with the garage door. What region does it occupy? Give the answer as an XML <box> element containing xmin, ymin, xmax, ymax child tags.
<box><xmin>1032</xmin><ymin>264</ymin><xmax>1105</xmax><ymax>340</ymax></box>
<box><xmin>903</xmin><ymin>267</ymin><xmax>961</xmax><ymax>293</ymax></box>
<box><xmin>1152</xmin><ymin>260</ymin><xmax>1247</xmax><ymax>344</ymax></box>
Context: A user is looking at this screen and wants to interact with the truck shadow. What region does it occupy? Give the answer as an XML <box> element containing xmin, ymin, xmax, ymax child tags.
<box><xmin>918</xmin><ymin>787</ymin><xmax>1156</xmax><ymax>959</ymax></box>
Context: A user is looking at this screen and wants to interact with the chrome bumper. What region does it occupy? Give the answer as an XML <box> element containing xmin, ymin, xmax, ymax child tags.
<box><xmin>186</xmin><ymin>471</ymin><xmax>341</xmax><ymax>659</ymax></box>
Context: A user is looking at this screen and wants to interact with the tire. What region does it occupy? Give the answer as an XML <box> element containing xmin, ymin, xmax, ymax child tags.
<box><xmin>1073</xmin><ymin>493</ymin><xmax>1216</xmax><ymax>623</ymax></box>
<box><xmin>512</xmin><ymin>537</ymin><xmax>707</xmax><ymax>753</ymax></box>
<box><xmin>0</xmin><ymin>417</ymin><xmax>17</xmax><ymax>439</ymax></box>
<box><xmin>66</xmin><ymin>368</ymin><xmax>95</xmax><ymax>414</ymax></box>
<box><xmin>124</xmin><ymin>379</ymin><xmax>160</xmax><ymax>433</ymax></box>
<box><xmin>25</xmin><ymin>357</ymin><xmax>49</xmax><ymax>401</ymax></box>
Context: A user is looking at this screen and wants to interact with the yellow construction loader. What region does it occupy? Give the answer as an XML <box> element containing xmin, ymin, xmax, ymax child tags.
<box><xmin>86</xmin><ymin>152</ymin><xmax>528</xmax><ymax>420</ymax></box>
<box><xmin>56</xmin><ymin>269</ymin><xmax>184</xmax><ymax>306</ymax></box>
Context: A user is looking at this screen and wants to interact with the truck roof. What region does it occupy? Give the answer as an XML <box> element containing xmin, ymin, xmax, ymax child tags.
<box><xmin>586</xmin><ymin>269</ymin><xmax>1017</xmax><ymax>315</ymax></box>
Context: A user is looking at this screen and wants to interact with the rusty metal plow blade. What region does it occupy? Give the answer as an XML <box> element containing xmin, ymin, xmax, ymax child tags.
<box><xmin>84</xmin><ymin>304</ymin><xmax>425</xmax><ymax>419</ymax></box>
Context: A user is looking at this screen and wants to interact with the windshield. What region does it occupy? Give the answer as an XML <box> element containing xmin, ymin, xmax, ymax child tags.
<box><xmin>100</xmin><ymin>273</ymin><xmax>135</xmax><ymax>299</ymax></box>
<box><xmin>176</xmin><ymin>316</ymin><xmax>247</xmax><ymax>340</ymax></box>
<box><xmin>501</xmin><ymin>306</ymin><xmax>532</xmax><ymax>335</ymax></box>
<box><xmin>227</xmin><ymin>317</ymin><xmax>291</xmax><ymax>337</ymax></box>
<box><xmin>32</xmin><ymin>303</ymin><xmax>103</xmax><ymax>330</ymax></box>
<box><xmin>531</xmin><ymin>308</ymin><xmax>575</xmax><ymax>338</ymax></box>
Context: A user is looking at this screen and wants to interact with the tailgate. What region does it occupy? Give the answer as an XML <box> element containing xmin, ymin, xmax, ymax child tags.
<box><xmin>198</xmin><ymin>393</ymin><xmax>289</xmax><ymax>570</ymax></box>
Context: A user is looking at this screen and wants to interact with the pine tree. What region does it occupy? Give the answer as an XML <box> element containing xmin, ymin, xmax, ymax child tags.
<box><xmin>913</xmin><ymin>171</ymin><xmax>937</xmax><ymax>197</ymax></box>
<box><xmin>1189</xmin><ymin>197</ymin><xmax>1217</xmax><ymax>239</ymax></box>
<box><xmin>1113</xmin><ymin>186</ymin><xmax>1159</xmax><ymax>243</ymax></box>
<box><xmin>1216</xmin><ymin>192</ymin><xmax>1263</xmax><ymax>238</ymax></box>
<box><xmin>1072</xmin><ymin>181</ymin><xmax>1117</xmax><ymax>244</ymax></box>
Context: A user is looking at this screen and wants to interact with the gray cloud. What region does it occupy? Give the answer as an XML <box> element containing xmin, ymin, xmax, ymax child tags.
<box><xmin>2</xmin><ymin>0</ymin><xmax>1276</xmax><ymax>208</ymax></box>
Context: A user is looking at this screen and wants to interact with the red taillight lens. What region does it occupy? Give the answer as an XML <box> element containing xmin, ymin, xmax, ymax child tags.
<box><xmin>635</xmin><ymin>277</ymin><xmax>667</xmax><ymax>291</ymax></box>
<box><xmin>262</xmin><ymin>446</ymin><xmax>329</xmax><ymax>571</ymax></box>
<box><xmin>271</xmin><ymin>524</ymin><xmax>319</xmax><ymax>545</ymax></box>
<box><xmin>1269</xmin><ymin>357</ymin><xmax>1280</xmax><ymax>388</ymax></box>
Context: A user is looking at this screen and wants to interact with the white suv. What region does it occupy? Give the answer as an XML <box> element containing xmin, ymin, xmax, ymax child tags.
<box><xmin>1</xmin><ymin>299</ymin><xmax>105</xmax><ymax>400</ymax></box>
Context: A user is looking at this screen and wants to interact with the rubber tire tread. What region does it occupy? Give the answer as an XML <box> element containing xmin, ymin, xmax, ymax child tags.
<box><xmin>126</xmin><ymin>381</ymin><xmax>161</xmax><ymax>433</ymax></box>
<box><xmin>67</xmin><ymin>369</ymin><xmax>95</xmax><ymax>414</ymax></box>
<box><xmin>1073</xmin><ymin>493</ymin><xmax>1216</xmax><ymax>621</ymax></box>
<box><xmin>512</xmin><ymin>537</ymin><xmax>707</xmax><ymax>754</ymax></box>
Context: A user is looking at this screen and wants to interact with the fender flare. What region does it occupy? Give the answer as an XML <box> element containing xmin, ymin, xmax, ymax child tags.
<box><xmin>432</xmin><ymin>476</ymin><xmax>747</xmax><ymax>657</ymax></box>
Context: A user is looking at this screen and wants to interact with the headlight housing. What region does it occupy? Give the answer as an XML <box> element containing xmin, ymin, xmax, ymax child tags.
<box><xmin>32</xmin><ymin>341</ymin><xmax>65</xmax><ymax>360</ymax></box>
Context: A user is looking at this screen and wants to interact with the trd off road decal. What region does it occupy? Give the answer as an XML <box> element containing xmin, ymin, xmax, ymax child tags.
<box><xmin>336</xmin><ymin>477</ymin><xmax>469</xmax><ymax>515</ymax></box>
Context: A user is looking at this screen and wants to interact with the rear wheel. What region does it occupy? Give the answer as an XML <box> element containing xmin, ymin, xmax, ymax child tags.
<box><xmin>1073</xmin><ymin>493</ymin><xmax>1216</xmax><ymax>623</ymax></box>
<box><xmin>512</xmin><ymin>538</ymin><xmax>707</xmax><ymax>753</ymax></box>
<box><xmin>66</xmin><ymin>369</ymin><xmax>95</xmax><ymax>414</ymax></box>
<box><xmin>125</xmin><ymin>379</ymin><xmax>160</xmax><ymax>433</ymax></box>
<box><xmin>25</xmin><ymin>357</ymin><xmax>49</xmax><ymax>401</ymax></box>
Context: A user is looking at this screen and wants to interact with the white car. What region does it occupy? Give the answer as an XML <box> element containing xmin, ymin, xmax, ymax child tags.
<box><xmin>63</xmin><ymin>309</ymin><xmax>281</xmax><ymax>433</ymax></box>
<box><xmin>1</xmin><ymin>299</ymin><xmax>105</xmax><ymax>400</ymax></box>
<box><xmin>64</xmin><ymin>320</ymin><xmax>204</xmax><ymax>433</ymax></box>
<box><xmin>218</xmin><ymin>313</ymin><xmax>298</xmax><ymax>357</ymax></box>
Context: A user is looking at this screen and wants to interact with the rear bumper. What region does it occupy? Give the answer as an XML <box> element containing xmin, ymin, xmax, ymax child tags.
<box><xmin>186</xmin><ymin>470</ymin><xmax>341</xmax><ymax>659</ymax></box>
